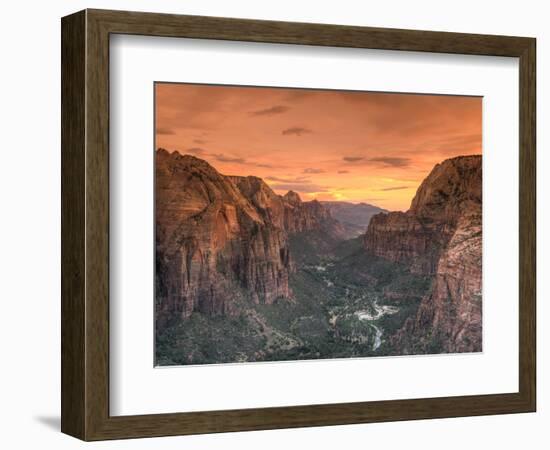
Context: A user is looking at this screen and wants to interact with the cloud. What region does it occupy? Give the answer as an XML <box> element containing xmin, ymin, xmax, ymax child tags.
<box><xmin>156</xmin><ymin>127</ymin><xmax>175</xmax><ymax>135</ymax></box>
<box><xmin>282</xmin><ymin>127</ymin><xmax>313</xmax><ymax>136</ymax></box>
<box><xmin>343</xmin><ymin>155</ymin><xmax>411</xmax><ymax>167</ymax></box>
<box><xmin>250</xmin><ymin>105</ymin><xmax>290</xmax><ymax>116</ymax></box>
<box><xmin>369</xmin><ymin>157</ymin><xmax>411</xmax><ymax>167</ymax></box>
<box><xmin>266</xmin><ymin>175</ymin><xmax>310</xmax><ymax>184</ymax></box>
<box><xmin>337</xmin><ymin>170</ymin><xmax>350</xmax><ymax>174</ymax></box>
<box><xmin>185</xmin><ymin>147</ymin><xmax>205</xmax><ymax>154</ymax></box>
<box><xmin>343</xmin><ymin>156</ymin><xmax>364</xmax><ymax>163</ymax></box>
<box><xmin>422</xmin><ymin>133</ymin><xmax>482</xmax><ymax>152</ymax></box>
<box><xmin>193</xmin><ymin>139</ymin><xmax>207</xmax><ymax>144</ymax></box>
<box><xmin>303</xmin><ymin>168</ymin><xmax>325</xmax><ymax>174</ymax></box>
<box><xmin>270</xmin><ymin>183</ymin><xmax>329</xmax><ymax>193</ymax></box>
<box><xmin>210</xmin><ymin>153</ymin><xmax>246</xmax><ymax>164</ymax></box>
<box><xmin>206</xmin><ymin>154</ymin><xmax>279</xmax><ymax>169</ymax></box>
<box><xmin>379</xmin><ymin>186</ymin><xmax>410</xmax><ymax>191</ymax></box>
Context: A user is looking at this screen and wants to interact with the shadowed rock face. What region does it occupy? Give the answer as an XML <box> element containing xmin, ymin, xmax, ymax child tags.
<box><xmin>155</xmin><ymin>150</ymin><xmax>339</xmax><ymax>327</ymax></box>
<box><xmin>365</xmin><ymin>155</ymin><xmax>482</xmax><ymax>353</ymax></box>
<box><xmin>282</xmin><ymin>194</ymin><xmax>343</xmax><ymax>236</ymax></box>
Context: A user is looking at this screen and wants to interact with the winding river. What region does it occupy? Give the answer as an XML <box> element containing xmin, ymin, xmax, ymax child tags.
<box><xmin>310</xmin><ymin>262</ymin><xmax>399</xmax><ymax>352</ymax></box>
<box><xmin>355</xmin><ymin>300</ymin><xmax>399</xmax><ymax>350</ymax></box>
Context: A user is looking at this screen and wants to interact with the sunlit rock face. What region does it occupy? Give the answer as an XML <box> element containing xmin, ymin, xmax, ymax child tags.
<box><xmin>365</xmin><ymin>155</ymin><xmax>482</xmax><ymax>353</ymax></box>
<box><xmin>155</xmin><ymin>150</ymin><xmax>339</xmax><ymax>327</ymax></box>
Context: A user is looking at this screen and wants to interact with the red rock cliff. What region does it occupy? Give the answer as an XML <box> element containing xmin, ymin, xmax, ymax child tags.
<box><xmin>365</xmin><ymin>155</ymin><xmax>482</xmax><ymax>352</ymax></box>
<box><xmin>155</xmin><ymin>150</ymin><xmax>292</xmax><ymax>324</ymax></box>
<box><xmin>155</xmin><ymin>150</ymin><xmax>339</xmax><ymax>325</ymax></box>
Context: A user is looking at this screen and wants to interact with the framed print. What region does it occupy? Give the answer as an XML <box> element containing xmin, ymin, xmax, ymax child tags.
<box><xmin>61</xmin><ymin>9</ymin><xmax>536</xmax><ymax>441</ymax></box>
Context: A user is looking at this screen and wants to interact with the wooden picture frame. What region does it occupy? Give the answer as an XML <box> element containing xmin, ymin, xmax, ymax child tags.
<box><xmin>61</xmin><ymin>8</ymin><xmax>536</xmax><ymax>441</ymax></box>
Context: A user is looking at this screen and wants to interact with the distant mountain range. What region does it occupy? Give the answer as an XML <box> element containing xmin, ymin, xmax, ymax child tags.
<box><xmin>321</xmin><ymin>201</ymin><xmax>387</xmax><ymax>238</ymax></box>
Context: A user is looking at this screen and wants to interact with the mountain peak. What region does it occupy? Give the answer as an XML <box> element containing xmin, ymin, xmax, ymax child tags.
<box><xmin>409</xmin><ymin>154</ymin><xmax>481</xmax><ymax>218</ymax></box>
<box><xmin>283</xmin><ymin>190</ymin><xmax>302</xmax><ymax>205</ymax></box>
<box><xmin>365</xmin><ymin>154</ymin><xmax>482</xmax><ymax>274</ymax></box>
<box><xmin>157</xmin><ymin>150</ymin><xmax>223</xmax><ymax>179</ymax></box>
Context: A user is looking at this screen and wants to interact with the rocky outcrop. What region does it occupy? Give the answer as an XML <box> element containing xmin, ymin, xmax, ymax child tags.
<box><xmin>365</xmin><ymin>156</ymin><xmax>481</xmax><ymax>273</ymax></box>
<box><xmin>282</xmin><ymin>192</ymin><xmax>342</xmax><ymax>236</ymax></box>
<box><xmin>155</xmin><ymin>150</ymin><xmax>341</xmax><ymax>326</ymax></box>
<box><xmin>155</xmin><ymin>150</ymin><xmax>292</xmax><ymax>325</ymax></box>
<box><xmin>420</xmin><ymin>214</ymin><xmax>482</xmax><ymax>352</ymax></box>
<box><xmin>227</xmin><ymin>175</ymin><xmax>286</xmax><ymax>229</ymax></box>
<box><xmin>226</xmin><ymin>180</ymin><xmax>343</xmax><ymax>237</ymax></box>
<box><xmin>364</xmin><ymin>212</ymin><xmax>451</xmax><ymax>274</ymax></box>
<box><xmin>365</xmin><ymin>155</ymin><xmax>481</xmax><ymax>274</ymax></box>
<box><xmin>365</xmin><ymin>155</ymin><xmax>482</xmax><ymax>353</ymax></box>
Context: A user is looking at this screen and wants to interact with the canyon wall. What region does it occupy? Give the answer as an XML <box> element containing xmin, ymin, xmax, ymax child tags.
<box><xmin>365</xmin><ymin>155</ymin><xmax>482</xmax><ymax>352</ymax></box>
<box><xmin>155</xmin><ymin>150</ymin><xmax>338</xmax><ymax>326</ymax></box>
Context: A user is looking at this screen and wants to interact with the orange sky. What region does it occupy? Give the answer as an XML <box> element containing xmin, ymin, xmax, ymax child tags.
<box><xmin>155</xmin><ymin>83</ymin><xmax>481</xmax><ymax>211</ymax></box>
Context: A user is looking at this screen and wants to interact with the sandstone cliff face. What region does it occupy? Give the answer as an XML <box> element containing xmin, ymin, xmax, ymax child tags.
<box><xmin>155</xmin><ymin>150</ymin><xmax>339</xmax><ymax>326</ymax></box>
<box><xmin>365</xmin><ymin>155</ymin><xmax>482</xmax><ymax>353</ymax></box>
<box><xmin>365</xmin><ymin>155</ymin><xmax>481</xmax><ymax>274</ymax></box>
<box><xmin>227</xmin><ymin>175</ymin><xmax>286</xmax><ymax>229</ymax></box>
<box><xmin>156</xmin><ymin>150</ymin><xmax>292</xmax><ymax>324</ymax></box>
<box><xmin>282</xmin><ymin>192</ymin><xmax>343</xmax><ymax>236</ymax></box>
<box><xmin>364</xmin><ymin>212</ymin><xmax>451</xmax><ymax>274</ymax></box>
<box><xmin>421</xmin><ymin>214</ymin><xmax>482</xmax><ymax>352</ymax></box>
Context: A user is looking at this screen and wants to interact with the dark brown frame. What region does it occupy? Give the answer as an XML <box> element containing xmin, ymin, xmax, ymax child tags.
<box><xmin>61</xmin><ymin>8</ymin><xmax>536</xmax><ymax>441</ymax></box>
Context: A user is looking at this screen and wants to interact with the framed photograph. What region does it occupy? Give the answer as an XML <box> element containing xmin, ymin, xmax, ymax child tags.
<box><xmin>61</xmin><ymin>9</ymin><xmax>536</xmax><ymax>440</ymax></box>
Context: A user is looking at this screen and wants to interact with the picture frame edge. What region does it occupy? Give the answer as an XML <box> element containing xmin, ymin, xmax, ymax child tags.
<box><xmin>61</xmin><ymin>8</ymin><xmax>537</xmax><ymax>441</ymax></box>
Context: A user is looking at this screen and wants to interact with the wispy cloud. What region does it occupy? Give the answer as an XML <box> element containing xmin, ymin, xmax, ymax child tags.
<box><xmin>303</xmin><ymin>168</ymin><xmax>325</xmax><ymax>174</ymax></box>
<box><xmin>270</xmin><ymin>183</ymin><xmax>329</xmax><ymax>193</ymax></box>
<box><xmin>420</xmin><ymin>133</ymin><xmax>481</xmax><ymax>152</ymax></box>
<box><xmin>193</xmin><ymin>138</ymin><xmax>207</xmax><ymax>144</ymax></box>
<box><xmin>210</xmin><ymin>153</ymin><xmax>246</xmax><ymax>164</ymax></box>
<box><xmin>250</xmin><ymin>105</ymin><xmax>290</xmax><ymax>116</ymax></box>
<box><xmin>343</xmin><ymin>156</ymin><xmax>411</xmax><ymax>168</ymax></box>
<box><xmin>379</xmin><ymin>186</ymin><xmax>410</xmax><ymax>191</ymax></box>
<box><xmin>156</xmin><ymin>127</ymin><xmax>175</xmax><ymax>135</ymax></box>
<box><xmin>369</xmin><ymin>157</ymin><xmax>411</xmax><ymax>167</ymax></box>
<box><xmin>185</xmin><ymin>147</ymin><xmax>205</xmax><ymax>154</ymax></box>
<box><xmin>266</xmin><ymin>175</ymin><xmax>310</xmax><ymax>184</ymax></box>
<box><xmin>282</xmin><ymin>127</ymin><xmax>313</xmax><ymax>136</ymax></box>
<box><xmin>206</xmin><ymin>153</ymin><xmax>279</xmax><ymax>169</ymax></box>
<box><xmin>343</xmin><ymin>156</ymin><xmax>364</xmax><ymax>163</ymax></box>
<box><xmin>337</xmin><ymin>170</ymin><xmax>350</xmax><ymax>174</ymax></box>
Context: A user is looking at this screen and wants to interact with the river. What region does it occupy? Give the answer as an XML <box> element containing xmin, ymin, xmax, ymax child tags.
<box><xmin>355</xmin><ymin>299</ymin><xmax>398</xmax><ymax>350</ymax></box>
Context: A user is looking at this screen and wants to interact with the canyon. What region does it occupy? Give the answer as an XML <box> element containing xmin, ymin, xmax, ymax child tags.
<box><xmin>155</xmin><ymin>150</ymin><xmax>482</xmax><ymax>364</ymax></box>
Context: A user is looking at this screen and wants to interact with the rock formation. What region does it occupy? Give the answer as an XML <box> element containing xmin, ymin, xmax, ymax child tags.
<box><xmin>155</xmin><ymin>150</ymin><xmax>340</xmax><ymax>327</ymax></box>
<box><xmin>365</xmin><ymin>155</ymin><xmax>482</xmax><ymax>352</ymax></box>
<box><xmin>282</xmin><ymin>192</ymin><xmax>343</xmax><ymax>236</ymax></box>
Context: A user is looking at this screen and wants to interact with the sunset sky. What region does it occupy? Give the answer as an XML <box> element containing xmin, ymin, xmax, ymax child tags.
<box><xmin>155</xmin><ymin>83</ymin><xmax>481</xmax><ymax>211</ymax></box>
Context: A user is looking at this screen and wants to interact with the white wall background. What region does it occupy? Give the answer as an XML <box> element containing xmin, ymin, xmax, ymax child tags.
<box><xmin>0</xmin><ymin>1</ymin><xmax>547</xmax><ymax>448</ymax></box>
